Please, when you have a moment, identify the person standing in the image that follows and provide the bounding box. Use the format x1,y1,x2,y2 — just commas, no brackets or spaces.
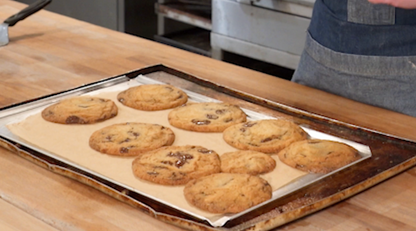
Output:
291,0,416,117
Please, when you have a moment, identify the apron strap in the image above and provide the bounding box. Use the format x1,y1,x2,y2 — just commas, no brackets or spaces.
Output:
347,0,395,25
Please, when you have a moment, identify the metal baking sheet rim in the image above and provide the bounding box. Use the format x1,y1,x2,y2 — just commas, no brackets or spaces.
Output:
0,73,372,229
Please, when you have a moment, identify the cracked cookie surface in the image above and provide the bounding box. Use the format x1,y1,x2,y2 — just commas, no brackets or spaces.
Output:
89,122,175,156
117,84,188,111
132,145,221,185
223,119,308,154
278,139,361,174
168,102,247,132
220,150,276,175
41,96,118,124
184,173,272,214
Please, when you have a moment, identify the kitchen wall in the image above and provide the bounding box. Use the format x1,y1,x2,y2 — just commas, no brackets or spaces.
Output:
15,0,295,79
15,0,157,40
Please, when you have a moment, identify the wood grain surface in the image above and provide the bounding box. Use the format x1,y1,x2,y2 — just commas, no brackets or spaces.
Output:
1,1,416,230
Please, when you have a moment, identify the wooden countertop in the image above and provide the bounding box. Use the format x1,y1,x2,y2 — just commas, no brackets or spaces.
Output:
1,1,416,230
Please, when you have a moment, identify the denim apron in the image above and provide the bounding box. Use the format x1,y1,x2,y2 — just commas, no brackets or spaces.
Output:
292,0,416,117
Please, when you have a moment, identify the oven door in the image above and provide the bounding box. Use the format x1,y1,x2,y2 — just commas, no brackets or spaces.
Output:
241,0,314,17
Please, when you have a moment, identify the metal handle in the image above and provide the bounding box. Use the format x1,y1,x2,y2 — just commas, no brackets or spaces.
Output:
4,0,52,27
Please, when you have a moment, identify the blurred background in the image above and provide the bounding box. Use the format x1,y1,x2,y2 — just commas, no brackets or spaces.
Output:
14,0,316,80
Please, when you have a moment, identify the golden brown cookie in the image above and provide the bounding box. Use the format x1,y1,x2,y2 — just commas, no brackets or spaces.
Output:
220,150,276,175
117,84,188,111
168,102,247,132
89,122,175,156
278,139,361,174
132,145,221,185
184,173,272,214
41,96,118,124
223,119,308,154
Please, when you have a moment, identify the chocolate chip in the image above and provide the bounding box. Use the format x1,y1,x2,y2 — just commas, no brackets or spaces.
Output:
104,135,113,142
120,147,129,153
167,151,194,168
191,119,211,125
206,114,219,120
261,135,282,143
261,137,273,143
175,159,186,168
66,116,83,124
161,160,174,166
215,109,227,114
295,164,305,168
127,131,140,137
118,98,125,103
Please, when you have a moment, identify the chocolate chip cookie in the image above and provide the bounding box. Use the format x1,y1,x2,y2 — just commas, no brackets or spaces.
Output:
278,139,361,174
223,119,308,154
117,84,188,111
220,150,276,175
89,122,175,156
184,173,272,214
132,145,221,185
41,96,118,124
168,102,247,132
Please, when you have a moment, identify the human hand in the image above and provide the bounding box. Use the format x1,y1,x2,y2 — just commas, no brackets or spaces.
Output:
368,0,416,9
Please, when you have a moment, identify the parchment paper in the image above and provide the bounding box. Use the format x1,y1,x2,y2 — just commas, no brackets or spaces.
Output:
6,79,309,225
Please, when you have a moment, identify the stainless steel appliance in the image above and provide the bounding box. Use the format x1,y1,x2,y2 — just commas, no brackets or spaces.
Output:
211,0,315,70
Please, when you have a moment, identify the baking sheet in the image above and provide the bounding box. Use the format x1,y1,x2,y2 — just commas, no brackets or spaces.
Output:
0,74,371,227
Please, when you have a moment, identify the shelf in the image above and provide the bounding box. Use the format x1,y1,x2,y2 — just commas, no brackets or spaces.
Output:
155,2,212,30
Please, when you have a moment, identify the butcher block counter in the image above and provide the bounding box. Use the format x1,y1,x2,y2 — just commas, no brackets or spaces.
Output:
1,1,416,231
